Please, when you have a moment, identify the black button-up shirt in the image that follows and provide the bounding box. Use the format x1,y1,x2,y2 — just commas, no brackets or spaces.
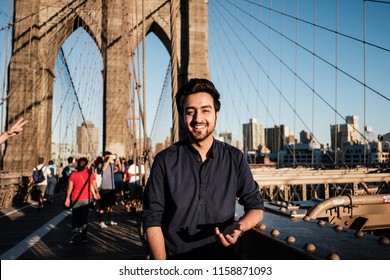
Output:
143,138,264,257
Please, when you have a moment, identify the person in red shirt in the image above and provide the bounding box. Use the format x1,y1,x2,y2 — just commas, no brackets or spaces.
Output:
65,157,100,244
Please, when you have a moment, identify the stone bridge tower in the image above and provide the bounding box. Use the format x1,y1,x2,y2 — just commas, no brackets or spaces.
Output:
4,0,209,171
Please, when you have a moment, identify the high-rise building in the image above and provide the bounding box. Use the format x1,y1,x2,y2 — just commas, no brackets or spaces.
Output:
382,132,390,142
365,125,375,142
287,132,296,145
300,130,312,144
243,118,264,152
219,131,235,146
76,121,99,156
330,115,360,151
346,115,360,143
265,124,289,154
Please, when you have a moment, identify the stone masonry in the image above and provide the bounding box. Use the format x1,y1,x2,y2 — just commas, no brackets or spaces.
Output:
4,0,209,170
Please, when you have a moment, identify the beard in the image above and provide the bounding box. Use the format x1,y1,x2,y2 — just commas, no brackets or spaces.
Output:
187,121,216,143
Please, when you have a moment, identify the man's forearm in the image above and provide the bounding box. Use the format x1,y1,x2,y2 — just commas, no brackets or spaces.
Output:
145,226,167,260
238,209,264,233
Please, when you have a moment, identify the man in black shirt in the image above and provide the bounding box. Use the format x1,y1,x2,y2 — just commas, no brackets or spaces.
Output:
143,78,264,259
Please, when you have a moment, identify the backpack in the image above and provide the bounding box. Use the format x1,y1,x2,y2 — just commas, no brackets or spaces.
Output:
62,165,75,177
33,166,45,183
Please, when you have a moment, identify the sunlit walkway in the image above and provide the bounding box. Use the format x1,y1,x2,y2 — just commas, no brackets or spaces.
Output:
0,193,148,260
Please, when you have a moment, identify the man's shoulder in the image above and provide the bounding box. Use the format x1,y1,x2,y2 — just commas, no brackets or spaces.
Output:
62,165,76,174
68,171,76,179
33,164,44,170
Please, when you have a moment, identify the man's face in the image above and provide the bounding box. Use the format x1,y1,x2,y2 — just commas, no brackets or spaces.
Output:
183,92,218,143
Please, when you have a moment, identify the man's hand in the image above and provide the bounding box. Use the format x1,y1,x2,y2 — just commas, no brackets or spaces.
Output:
94,192,101,200
215,223,243,247
64,197,71,208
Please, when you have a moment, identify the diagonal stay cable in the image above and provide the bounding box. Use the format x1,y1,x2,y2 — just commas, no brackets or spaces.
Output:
212,1,305,158
209,30,243,134
150,62,171,140
60,47,93,145
232,0,390,103
242,0,390,53
217,0,373,145
209,8,258,123
213,0,310,140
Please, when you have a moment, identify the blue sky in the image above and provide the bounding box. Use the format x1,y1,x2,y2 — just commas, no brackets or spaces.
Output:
1,0,389,151
208,0,389,147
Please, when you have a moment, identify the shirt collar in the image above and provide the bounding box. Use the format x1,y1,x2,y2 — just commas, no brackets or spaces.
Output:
185,137,216,159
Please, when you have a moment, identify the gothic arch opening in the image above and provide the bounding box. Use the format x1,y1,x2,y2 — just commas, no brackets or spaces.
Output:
52,27,103,165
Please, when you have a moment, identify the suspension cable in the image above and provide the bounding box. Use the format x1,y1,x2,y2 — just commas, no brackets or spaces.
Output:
227,0,390,104
214,0,379,147
170,0,179,142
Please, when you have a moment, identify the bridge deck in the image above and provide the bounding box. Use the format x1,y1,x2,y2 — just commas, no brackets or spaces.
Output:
0,193,148,260
1,191,390,260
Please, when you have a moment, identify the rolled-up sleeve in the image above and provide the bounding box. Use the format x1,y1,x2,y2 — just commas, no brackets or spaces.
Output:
236,151,264,211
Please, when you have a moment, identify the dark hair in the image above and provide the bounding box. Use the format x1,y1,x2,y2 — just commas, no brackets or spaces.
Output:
48,160,54,165
38,157,44,164
76,157,88,172
94,156,104,174
67,157,74,164
103,151,112,156
175,78,221,116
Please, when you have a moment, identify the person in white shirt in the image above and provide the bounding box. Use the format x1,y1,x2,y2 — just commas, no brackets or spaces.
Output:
30,157,52,210
127,158,145,211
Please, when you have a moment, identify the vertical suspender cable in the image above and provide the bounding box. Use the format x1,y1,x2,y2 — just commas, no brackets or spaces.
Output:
293,0,298,167
170,0,179,143
280,0,285,164
311,0,316,166
130,1,137,163
334,0,339,166
363,0,367,164
142,0,147,153
141,0,148,182
267,0,273,163
260,0,267,157
278,0,282,153
135,0,141,160
102,0,108,153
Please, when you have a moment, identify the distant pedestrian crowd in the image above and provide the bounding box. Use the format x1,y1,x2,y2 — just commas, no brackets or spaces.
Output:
28,152,147,244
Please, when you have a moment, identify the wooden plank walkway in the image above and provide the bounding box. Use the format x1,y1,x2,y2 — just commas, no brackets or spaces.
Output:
0,193,148,260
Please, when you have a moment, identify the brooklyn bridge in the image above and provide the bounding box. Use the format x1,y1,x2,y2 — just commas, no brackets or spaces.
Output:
0,0,389,263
